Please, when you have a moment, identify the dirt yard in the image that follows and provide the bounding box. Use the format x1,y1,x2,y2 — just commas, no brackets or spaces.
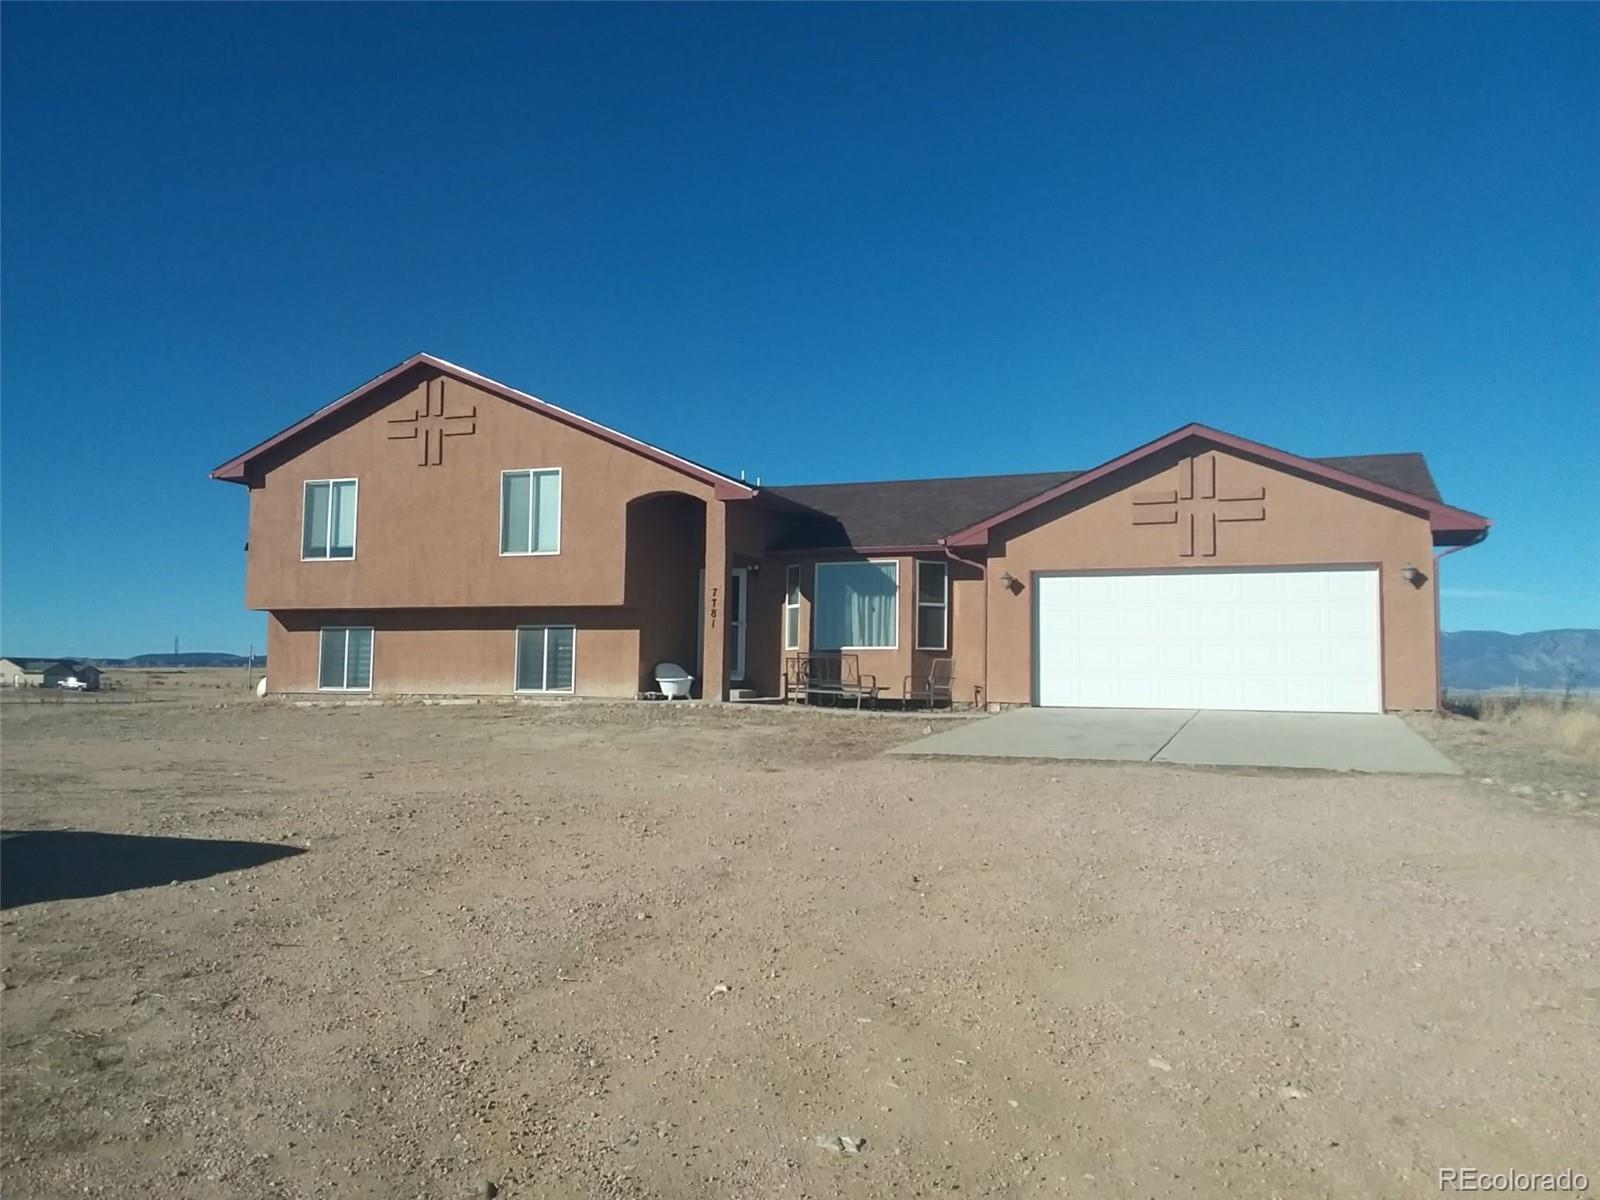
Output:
2,692,1597,1199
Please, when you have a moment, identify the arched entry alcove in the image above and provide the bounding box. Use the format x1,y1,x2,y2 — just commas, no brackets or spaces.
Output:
624,491,708,696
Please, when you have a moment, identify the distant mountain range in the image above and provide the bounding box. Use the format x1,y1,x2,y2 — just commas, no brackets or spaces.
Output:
110,652,263,668
1441,629,1599,692
3,652,262,669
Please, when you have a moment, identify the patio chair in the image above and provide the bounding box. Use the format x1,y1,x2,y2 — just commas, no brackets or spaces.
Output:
904,658,955,709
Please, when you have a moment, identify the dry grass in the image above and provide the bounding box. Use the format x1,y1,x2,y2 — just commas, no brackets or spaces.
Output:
1446,691,1600,760
0,667,257,706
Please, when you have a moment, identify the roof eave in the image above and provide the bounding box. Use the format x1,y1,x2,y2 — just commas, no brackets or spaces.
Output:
1431,516,1492,547
766,543,946,557
941,423,1489,546
210,353,757,498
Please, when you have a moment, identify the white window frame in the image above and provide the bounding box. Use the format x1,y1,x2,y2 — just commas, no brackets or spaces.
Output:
499,467,563,556
915,560,949,651
783,564,802,651
301,478,359,562
814,559,900,651
317,627,373,692
514,624,577,694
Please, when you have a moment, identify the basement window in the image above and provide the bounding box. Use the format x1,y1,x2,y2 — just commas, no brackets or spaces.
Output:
318,627,373,691
515,625,575,693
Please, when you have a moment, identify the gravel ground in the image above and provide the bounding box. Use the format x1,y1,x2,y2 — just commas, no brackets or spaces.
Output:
2,693,1597,1198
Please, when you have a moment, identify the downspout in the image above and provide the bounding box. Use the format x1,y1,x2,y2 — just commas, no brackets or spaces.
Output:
942,542,986,711
1433,529,1489,710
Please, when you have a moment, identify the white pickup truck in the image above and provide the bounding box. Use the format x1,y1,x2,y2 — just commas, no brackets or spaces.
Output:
55,676,90,691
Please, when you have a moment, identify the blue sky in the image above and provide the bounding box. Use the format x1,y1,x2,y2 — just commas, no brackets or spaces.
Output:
2,3,1595,656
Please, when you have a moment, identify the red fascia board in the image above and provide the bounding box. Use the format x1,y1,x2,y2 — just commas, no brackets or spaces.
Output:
1430,511,1493,533
766,543,946,558
211,353,757,498
942,423,1490,547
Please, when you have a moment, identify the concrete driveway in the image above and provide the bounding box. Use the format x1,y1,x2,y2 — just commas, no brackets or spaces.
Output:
888,707,1461,774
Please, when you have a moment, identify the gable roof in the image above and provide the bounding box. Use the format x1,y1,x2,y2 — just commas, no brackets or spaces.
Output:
763,443,1460,552
42,661,98,678
942,423,1488,548
211,353,757,497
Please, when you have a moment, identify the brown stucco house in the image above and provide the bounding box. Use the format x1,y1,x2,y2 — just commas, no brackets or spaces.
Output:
212,353,1489,712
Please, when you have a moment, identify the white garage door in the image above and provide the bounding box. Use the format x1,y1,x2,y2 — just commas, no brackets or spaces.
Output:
1034,568,1382,713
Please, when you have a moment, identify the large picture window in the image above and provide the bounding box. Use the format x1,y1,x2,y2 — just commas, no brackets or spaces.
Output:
318,627,373,691
814,561,899,650
501,469,562,555
915,561,949,650
784,564,801,650
302,479,357,560
515,625,575,693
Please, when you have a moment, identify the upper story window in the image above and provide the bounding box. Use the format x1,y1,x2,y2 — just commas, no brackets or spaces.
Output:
501,468,561,555
915,560,949,650
302,479,357,560
814,560,898,650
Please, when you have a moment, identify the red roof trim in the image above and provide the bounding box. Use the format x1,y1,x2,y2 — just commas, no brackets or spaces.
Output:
942,423,1490,547
766,543,946,558
210,353,757,497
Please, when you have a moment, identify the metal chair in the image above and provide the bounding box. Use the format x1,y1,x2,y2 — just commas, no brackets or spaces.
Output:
904,658,955,709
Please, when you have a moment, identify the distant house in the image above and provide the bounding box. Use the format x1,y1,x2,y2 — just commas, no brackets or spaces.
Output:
41,661,101,691
0,657,68,687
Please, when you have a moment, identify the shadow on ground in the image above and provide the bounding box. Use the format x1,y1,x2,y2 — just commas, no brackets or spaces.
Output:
0,829,305,908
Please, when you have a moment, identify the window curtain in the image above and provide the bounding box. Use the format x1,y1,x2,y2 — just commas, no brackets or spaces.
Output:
534,471,560,552
545,626,574,690
345,629,372,688
318,628,347,688
515,626,545,690
329,482,356,557
502,472,532,553
815,562,898,649
303,483,331,557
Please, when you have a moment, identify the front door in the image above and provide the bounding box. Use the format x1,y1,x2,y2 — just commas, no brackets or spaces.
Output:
729,567,749,682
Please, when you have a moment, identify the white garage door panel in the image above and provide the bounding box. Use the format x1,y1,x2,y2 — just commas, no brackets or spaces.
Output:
1035,568,1382,713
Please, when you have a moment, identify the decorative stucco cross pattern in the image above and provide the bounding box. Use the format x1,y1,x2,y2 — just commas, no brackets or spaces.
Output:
1131,452,1266,556
386,378,477,466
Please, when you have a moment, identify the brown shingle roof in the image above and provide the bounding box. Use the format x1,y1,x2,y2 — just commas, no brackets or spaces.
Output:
1312,453,1440,503
765,470,1080,550
764,452,1443,551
